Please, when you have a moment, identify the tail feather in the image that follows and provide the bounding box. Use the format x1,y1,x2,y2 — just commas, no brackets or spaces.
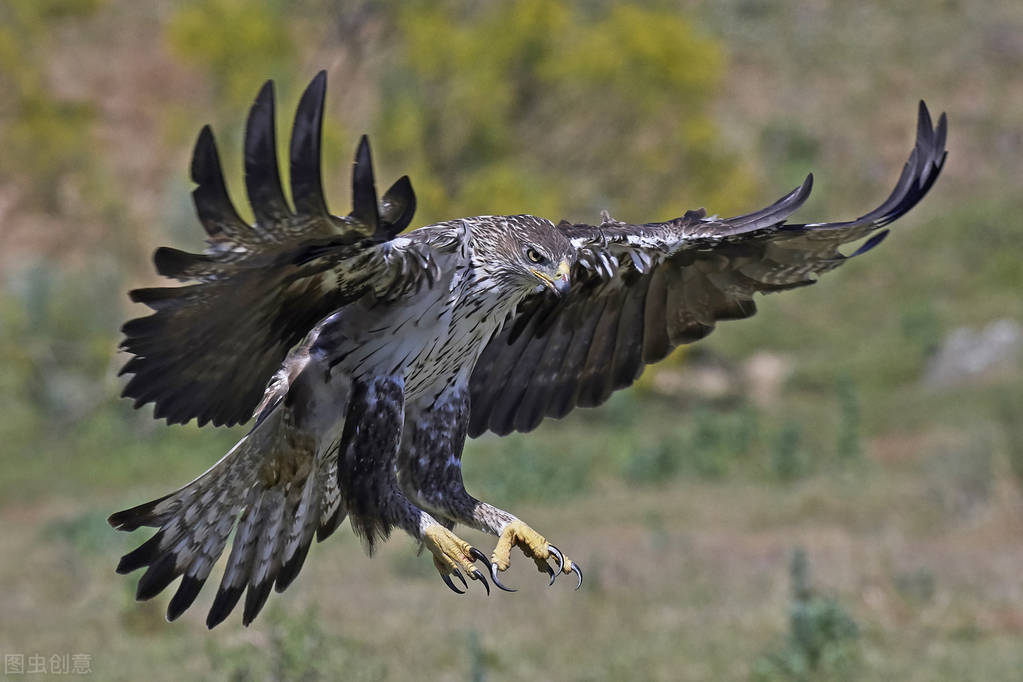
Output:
205,486,262,629
110,431,259,618
242,488,286,626
166,505,240,621
316,448,345,542
110,402,342,628
136,553,180,601
116,531,165,573
276,465,322,593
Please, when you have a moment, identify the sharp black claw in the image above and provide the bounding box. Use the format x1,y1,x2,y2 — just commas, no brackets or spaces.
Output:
453,568,468,590
568,562,583,590
442,573,465,594
547,544,565,574
471,568,490,596
468,547,489,566
543,561,557,586
489,562,517,592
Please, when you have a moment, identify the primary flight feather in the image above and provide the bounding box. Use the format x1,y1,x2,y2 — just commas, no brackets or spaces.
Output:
110,71,947,627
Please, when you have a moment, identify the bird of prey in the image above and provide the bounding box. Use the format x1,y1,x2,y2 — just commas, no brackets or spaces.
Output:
109,71,947,628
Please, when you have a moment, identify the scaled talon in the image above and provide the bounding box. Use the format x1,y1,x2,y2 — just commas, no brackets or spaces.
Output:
489,520,580,589
566,561,583,590
453,568,468,590
468,547,490,566
489,562,517,592
547,544,565,574
542,561,557,586
442,573,464,594
471,569,490,595
424,525,491,595
467,547,502,593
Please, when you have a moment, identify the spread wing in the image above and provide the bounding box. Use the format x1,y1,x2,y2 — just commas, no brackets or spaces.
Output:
120,72,437,427
468,102,947,437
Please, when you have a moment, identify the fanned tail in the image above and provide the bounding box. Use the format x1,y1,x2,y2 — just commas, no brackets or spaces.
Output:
110,396,347,627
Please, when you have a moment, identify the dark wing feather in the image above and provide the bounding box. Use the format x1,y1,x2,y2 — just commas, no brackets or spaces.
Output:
120,72,425,427
245,81,293,228
289,71,329,218
469,102,947,437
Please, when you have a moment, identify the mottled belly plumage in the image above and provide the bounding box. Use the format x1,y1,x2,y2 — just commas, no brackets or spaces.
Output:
313,277,497,402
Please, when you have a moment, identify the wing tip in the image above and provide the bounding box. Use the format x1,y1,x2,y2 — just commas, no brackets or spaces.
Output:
350,134,380,228
255,79,275,107
289,71,330,217
190,125,217,183
356,134,371,163
849,228,889,257
379,174,417,236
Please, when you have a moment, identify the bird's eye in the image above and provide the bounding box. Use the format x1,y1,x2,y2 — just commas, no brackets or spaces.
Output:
526,247,545,264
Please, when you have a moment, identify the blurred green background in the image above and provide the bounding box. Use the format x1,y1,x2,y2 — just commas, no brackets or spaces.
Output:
1,0,1021,680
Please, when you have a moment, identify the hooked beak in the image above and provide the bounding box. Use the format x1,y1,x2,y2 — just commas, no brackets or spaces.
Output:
534,259,572,297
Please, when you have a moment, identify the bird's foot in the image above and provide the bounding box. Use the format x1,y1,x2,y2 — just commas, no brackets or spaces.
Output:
423,525,491,595
490,519,582,591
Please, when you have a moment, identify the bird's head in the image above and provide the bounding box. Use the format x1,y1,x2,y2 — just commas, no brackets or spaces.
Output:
473,215,575,298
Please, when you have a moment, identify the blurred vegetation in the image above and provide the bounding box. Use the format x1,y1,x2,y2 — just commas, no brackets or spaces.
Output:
1,0,1022,680
753,548,861,682
380,0,754,224
0,0,105,210
998,387,1023,494
834,375,862,465
202,605,388,681
167,0,298,108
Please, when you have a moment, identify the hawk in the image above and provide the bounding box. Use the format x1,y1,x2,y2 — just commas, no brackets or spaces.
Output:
109,72,947,627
